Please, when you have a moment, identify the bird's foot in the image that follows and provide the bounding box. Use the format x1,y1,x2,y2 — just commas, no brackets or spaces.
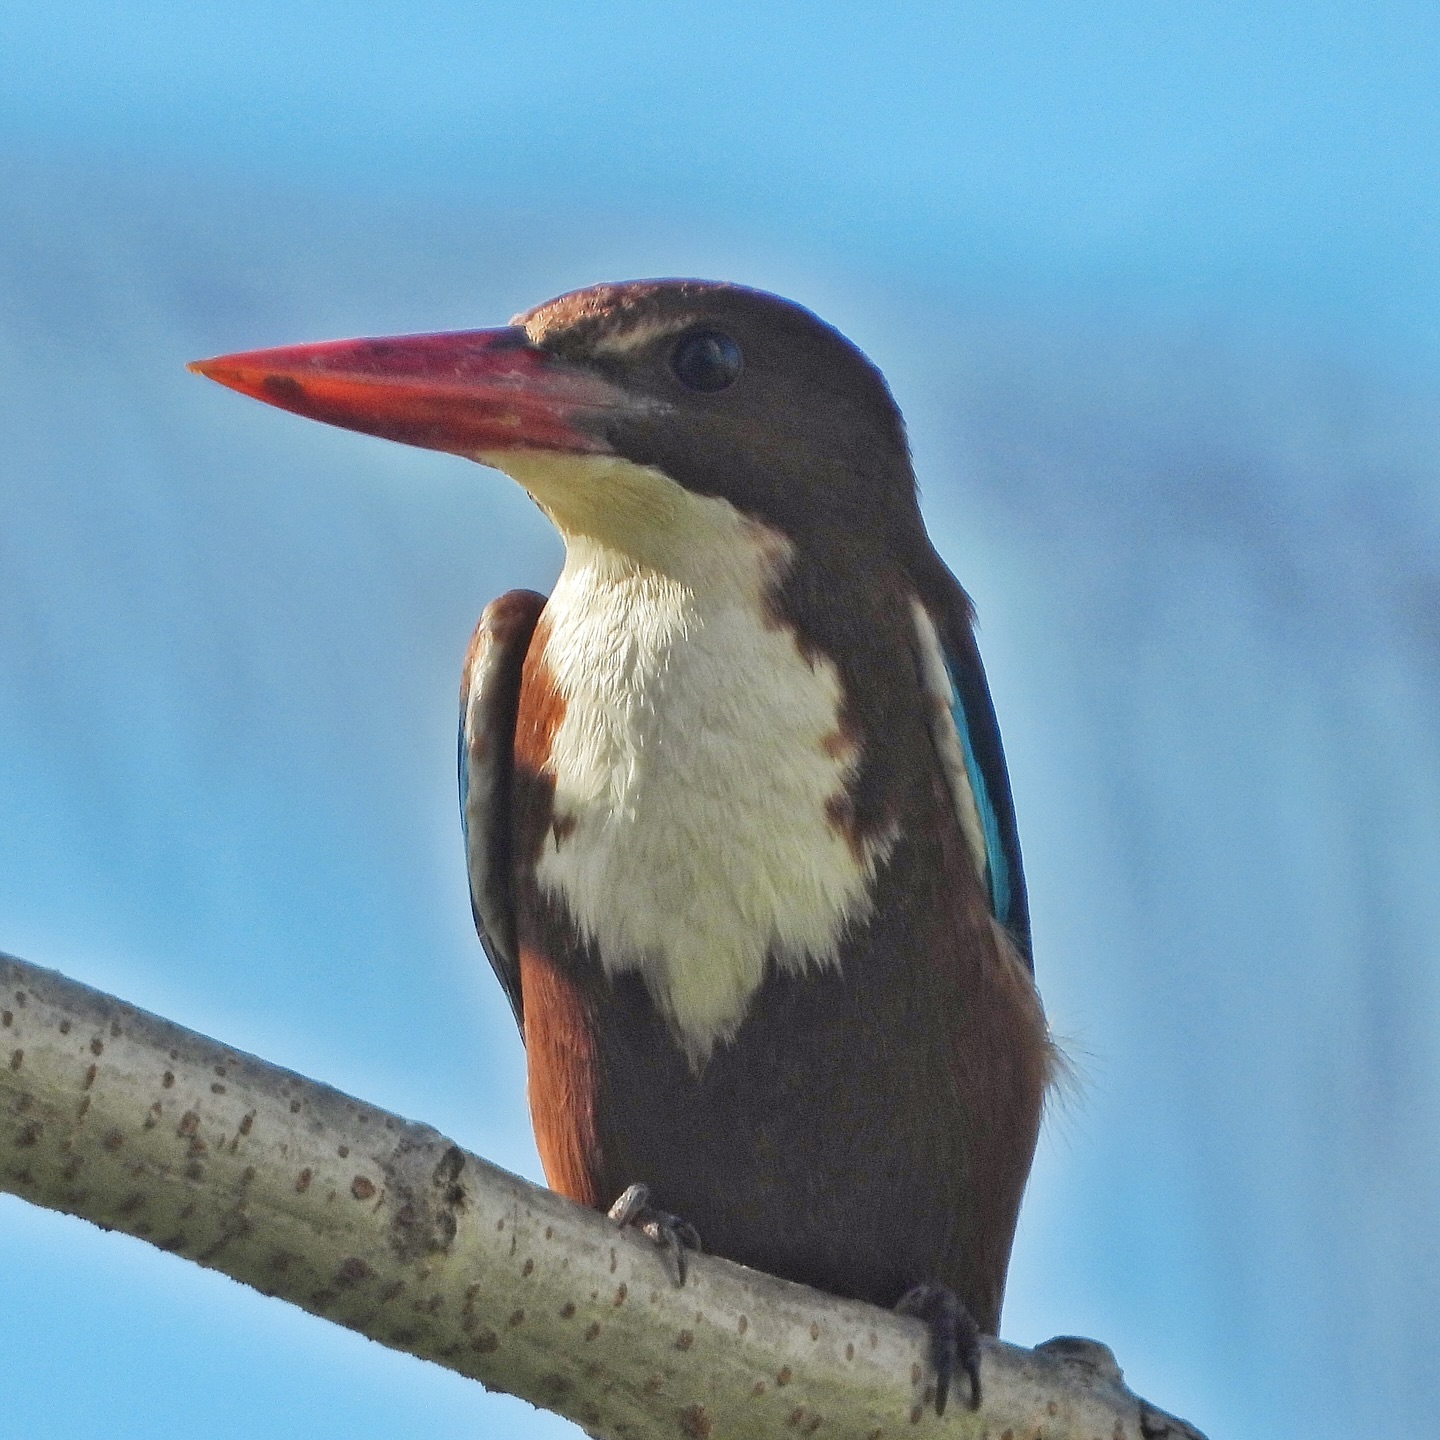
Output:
895,1281,982,1415
607,1182,702,1286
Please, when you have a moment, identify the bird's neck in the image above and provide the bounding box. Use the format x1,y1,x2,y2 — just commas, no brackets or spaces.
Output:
530,524,894,1067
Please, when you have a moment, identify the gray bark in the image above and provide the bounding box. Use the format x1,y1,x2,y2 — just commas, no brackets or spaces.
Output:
0,951,1204,1439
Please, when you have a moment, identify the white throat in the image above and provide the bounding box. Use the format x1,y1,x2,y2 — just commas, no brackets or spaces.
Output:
482,450,891,1065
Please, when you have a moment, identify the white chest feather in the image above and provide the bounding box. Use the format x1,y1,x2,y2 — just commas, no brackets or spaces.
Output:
520,482,890,1065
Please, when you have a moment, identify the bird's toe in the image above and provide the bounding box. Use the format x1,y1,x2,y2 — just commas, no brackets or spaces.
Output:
607,1182,703,1286
896,1281,982,1414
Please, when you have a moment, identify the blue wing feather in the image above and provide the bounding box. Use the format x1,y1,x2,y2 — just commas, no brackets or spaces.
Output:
924,596,1031,968
942,654,1012,925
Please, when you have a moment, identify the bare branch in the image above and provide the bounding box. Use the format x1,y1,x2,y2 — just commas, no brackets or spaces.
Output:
0,952,1204,1439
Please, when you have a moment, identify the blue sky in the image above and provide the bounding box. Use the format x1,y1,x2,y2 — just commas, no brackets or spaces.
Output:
3,5,1439,1438
5,2,1439,343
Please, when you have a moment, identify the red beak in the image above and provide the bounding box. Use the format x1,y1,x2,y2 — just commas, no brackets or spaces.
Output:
187,327,627,456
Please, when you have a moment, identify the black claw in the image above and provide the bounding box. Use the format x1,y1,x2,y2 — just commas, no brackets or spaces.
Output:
607,1182,702,1286
896,1282,982,1414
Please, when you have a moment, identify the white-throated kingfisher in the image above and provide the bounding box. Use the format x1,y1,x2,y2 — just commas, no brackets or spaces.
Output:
190,280,1053,1411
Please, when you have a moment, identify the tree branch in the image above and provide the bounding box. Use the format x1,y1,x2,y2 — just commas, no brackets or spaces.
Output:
0,952,1204,1439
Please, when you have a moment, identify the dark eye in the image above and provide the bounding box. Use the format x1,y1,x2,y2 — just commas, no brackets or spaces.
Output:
670,330,743,392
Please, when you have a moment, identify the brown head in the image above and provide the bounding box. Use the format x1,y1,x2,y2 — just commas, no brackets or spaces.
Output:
189,279,936,577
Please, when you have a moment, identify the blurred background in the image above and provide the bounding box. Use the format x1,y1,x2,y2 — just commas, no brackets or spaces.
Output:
3,4,1438,1436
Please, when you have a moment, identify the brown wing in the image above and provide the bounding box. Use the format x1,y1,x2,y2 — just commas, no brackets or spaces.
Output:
459,588,546,1032
922,572,1033,970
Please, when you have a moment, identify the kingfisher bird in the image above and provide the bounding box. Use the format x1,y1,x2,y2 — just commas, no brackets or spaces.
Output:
190,280,1052,1411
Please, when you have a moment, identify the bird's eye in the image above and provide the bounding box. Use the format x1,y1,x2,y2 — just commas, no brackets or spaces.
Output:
670,330,743,392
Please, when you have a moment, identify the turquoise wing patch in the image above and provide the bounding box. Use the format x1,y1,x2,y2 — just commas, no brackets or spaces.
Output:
942,653,1011,926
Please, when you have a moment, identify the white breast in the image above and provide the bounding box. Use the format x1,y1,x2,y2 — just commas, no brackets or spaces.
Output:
504,458,892,1066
